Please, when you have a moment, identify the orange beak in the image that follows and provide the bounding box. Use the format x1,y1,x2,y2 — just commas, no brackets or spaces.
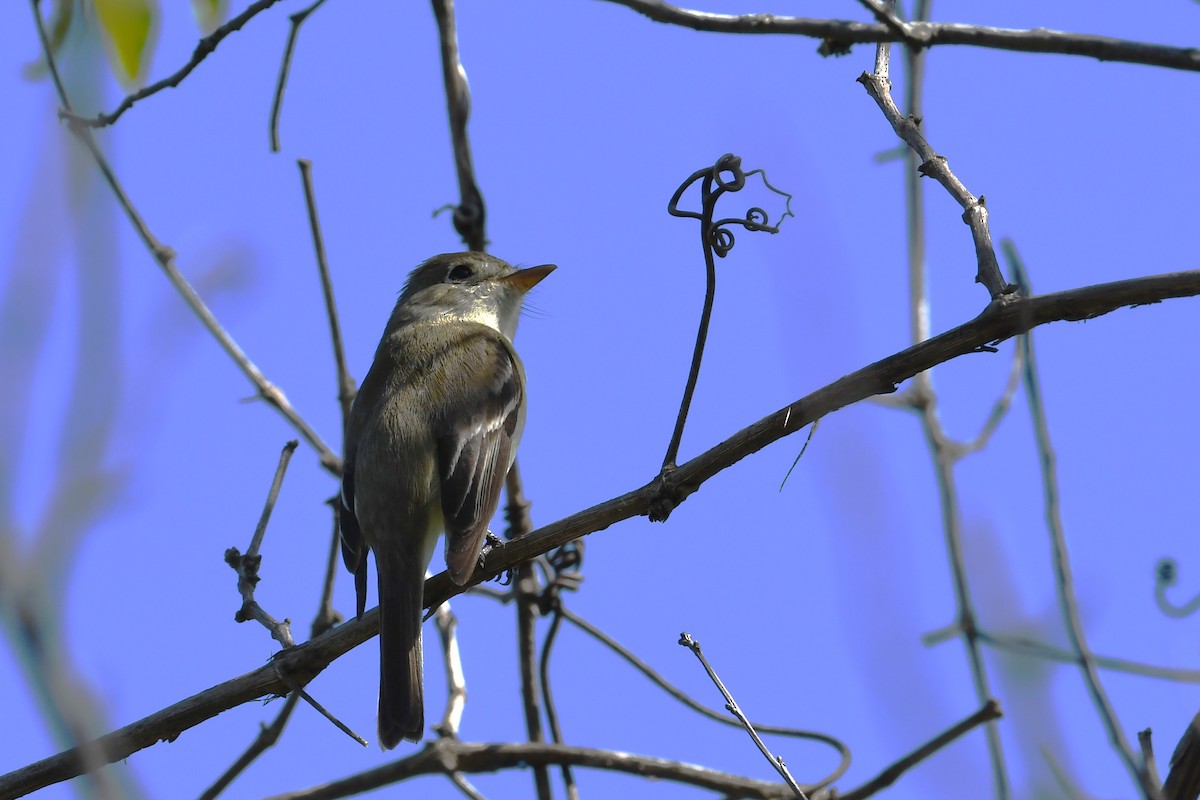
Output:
502,264,556,292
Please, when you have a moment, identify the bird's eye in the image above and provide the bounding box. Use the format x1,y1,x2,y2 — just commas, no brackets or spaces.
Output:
447,264,473,282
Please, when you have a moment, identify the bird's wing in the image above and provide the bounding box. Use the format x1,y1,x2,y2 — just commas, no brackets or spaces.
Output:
434,328,524,585
341,360,391,618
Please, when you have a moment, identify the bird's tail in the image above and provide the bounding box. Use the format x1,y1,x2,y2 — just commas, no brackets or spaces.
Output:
376,549,426,748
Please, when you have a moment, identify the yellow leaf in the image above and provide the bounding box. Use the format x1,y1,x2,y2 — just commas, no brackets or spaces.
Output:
93,0,159,88
190,0,228,34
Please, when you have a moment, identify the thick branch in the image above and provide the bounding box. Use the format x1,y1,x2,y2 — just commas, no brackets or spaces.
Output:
3,270,1197,798
596,0,1200,73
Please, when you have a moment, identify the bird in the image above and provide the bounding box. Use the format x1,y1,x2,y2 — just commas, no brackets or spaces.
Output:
339,251,553,748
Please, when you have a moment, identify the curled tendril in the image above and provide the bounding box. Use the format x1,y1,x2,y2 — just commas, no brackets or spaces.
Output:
1155,557,1200,618
712,154,745,192
709,226,736,257
656,154,795,479
669,156,795,259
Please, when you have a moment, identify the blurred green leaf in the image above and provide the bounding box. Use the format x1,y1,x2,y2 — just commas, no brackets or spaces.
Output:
23,0,74,80
93,0,159,88
190,0,228,34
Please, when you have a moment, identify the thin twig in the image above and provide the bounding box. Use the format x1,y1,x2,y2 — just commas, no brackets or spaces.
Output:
297,159,356,429
42,63,341,471
858,68,1008,296
839,701,1003,800
432,604,467,738
595,0,1200,73
431,0,486,251
855,0,911,45
1008,245,1159,798
249,441,298,558
311,501,345,638
951,341,1024,459
678,633,809,799
270,0,329,152
275,668,368,747
31,0,339,473
1142,729,1163,792
514,564,551,800
224,441,299,648
198,693,301,800
203,498,357,799
62,0,289,128
968,629,1200,683
30,0,70,111
5,269,1200,799
503,437,548,800
1041,745,1090,800
445,772,488,800
264,739,803,800
539,608,579,800
561,608,849,787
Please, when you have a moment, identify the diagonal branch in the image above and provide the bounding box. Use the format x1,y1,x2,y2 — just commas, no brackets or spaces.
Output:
857,68,1008,296
297,159,356,430
30,0,341,475
63,0,290,128
3,269,1198,799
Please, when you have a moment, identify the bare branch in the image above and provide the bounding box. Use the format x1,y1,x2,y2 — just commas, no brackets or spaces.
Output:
1143,729,1163,793
538,608,579,800
855,0,910,45
275,668,368,747
4,270,1198,799
431,0,486,251
970,630,1200,683
514,564,551,800
857,69,1008,296
446,270,1200,606
839,701,1003,800
297,159,356,429
594,0,1200,73
560,607,848,787
270,0,329,152
224,440,299,649
432,605,468,738
311,502,345,639
32,16,341,473
1008,245,1159,798
445,772,488,800
951,341,1023,459
876,9,1010,790
63,0,289,128
678,632,809,799
198,693,301,800
264,739,802,800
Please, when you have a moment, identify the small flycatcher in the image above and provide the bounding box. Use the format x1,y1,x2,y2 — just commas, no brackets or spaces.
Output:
340,252,554,748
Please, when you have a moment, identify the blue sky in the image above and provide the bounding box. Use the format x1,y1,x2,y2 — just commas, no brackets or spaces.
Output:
1,1,1198,798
